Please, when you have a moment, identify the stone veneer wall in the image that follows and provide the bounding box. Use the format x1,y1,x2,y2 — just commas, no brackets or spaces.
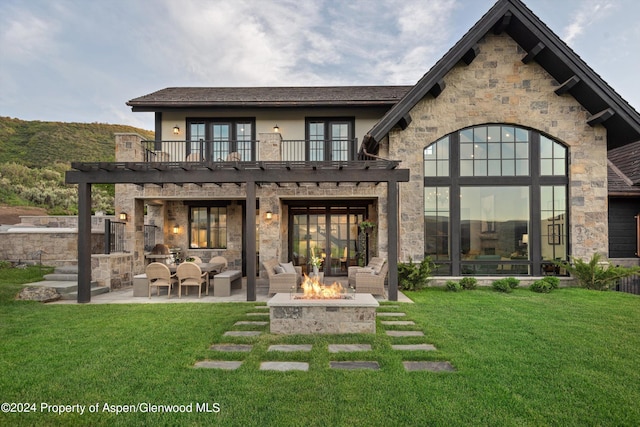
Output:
0,229,104,266
114,132,388,281
386,33,608,262
91,253,134,290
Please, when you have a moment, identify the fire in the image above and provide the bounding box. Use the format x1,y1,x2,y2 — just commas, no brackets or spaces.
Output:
299,274,345,299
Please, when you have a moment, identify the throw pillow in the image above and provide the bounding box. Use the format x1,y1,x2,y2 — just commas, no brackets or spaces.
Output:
280,262,297,274
274,266,285,274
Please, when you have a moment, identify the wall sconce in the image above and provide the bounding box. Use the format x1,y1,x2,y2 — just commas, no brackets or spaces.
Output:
273,124,280,133
265,211,273,220
173,125,180,135
522,234,529,245
118,212,128,221
172,224,179,234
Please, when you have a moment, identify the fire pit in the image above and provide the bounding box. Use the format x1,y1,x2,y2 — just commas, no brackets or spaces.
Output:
268,275,379,335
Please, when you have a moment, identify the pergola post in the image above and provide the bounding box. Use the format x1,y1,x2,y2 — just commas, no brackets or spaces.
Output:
77,182,92,303
387,180,399,301
245,181,257,301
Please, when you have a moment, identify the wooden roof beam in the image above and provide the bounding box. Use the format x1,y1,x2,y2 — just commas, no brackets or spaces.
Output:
462,45,480,65
554,75,581,95
493,11,512,34
587,108,615,126
429,79,446,98
521,42,545,64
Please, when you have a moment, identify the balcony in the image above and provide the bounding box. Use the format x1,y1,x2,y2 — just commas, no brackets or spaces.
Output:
142,138,361,163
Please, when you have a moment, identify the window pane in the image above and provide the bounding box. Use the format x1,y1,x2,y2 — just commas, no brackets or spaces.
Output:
473,127,487,142
474,160,487,176
515,128,529,142
540,136,553,158
460,186,530,267
502,160,514,175
515,159,529,176
460,143,474,159
460,129,473,142
487,126,501,142
460,160,473,176
488,143,501,159
475,143,487,159
515,142,529,159
424,161,437,177
541,159,553,175
437,161,449,176
541,186,567,262
502,142,515,158
488,160,501,176
502,126,515,142
424,187,450,260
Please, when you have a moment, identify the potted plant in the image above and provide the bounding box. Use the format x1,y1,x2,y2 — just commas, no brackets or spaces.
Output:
359,219,376,234
310,255,322,276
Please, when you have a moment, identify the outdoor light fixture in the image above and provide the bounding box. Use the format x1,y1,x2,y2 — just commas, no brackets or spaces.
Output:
273,124,280,133
172,224,179,234
118,212,128,221
266,211,273,220
522,234,529,244
173,125,180,135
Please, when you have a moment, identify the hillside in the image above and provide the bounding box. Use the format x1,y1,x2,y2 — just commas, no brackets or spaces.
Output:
0,117,154,215
0,116,154,166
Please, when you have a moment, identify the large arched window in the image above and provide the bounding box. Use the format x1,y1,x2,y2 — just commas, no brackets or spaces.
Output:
424,125,567,275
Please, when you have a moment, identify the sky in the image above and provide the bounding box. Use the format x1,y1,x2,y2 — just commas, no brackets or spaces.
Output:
1,0,638,132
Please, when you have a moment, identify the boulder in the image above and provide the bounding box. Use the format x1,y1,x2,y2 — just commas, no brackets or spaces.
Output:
16,286,61,303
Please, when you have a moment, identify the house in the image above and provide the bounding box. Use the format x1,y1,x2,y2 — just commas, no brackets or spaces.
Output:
66,0,640,303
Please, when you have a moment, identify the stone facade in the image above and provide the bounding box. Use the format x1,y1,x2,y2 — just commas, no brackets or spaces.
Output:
386,33,608,262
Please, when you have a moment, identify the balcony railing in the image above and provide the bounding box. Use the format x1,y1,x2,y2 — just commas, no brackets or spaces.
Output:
143,140,258,162
142,138,360,162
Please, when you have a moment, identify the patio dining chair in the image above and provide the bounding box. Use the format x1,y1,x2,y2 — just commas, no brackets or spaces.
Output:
176,262,207,298
209,256,228,271
146,262,176,298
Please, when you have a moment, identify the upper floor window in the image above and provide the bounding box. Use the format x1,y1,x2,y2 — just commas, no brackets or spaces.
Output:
187,119,255,161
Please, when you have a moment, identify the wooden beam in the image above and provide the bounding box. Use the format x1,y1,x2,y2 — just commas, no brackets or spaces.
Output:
77,183,92,303
493,11,512,34
397,113,412,130
429,79,446,98
554,75,580,95
521,42,545,64
245,181,256,301
587,108,615,126
462,45,480,65
387,180,399,301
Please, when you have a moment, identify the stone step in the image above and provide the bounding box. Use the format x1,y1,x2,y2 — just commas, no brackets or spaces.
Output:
43,273,79,282
61,285,109,300
55,265,78,274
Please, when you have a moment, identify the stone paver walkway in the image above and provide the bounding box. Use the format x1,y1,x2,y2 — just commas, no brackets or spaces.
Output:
268,344,312,352
196,305,455,372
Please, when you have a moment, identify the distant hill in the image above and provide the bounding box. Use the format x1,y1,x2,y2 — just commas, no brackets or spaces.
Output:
0,116,154,166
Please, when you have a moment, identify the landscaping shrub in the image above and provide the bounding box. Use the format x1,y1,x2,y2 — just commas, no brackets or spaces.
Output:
492,277,520,293
0,260,11,269
459,277,478,290
398,256,436,291
445,280,462,292
542,276,560,289
530,279,553,293
557,253,640,291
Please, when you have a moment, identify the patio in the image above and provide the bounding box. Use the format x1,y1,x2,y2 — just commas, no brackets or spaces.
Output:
47,277,413,304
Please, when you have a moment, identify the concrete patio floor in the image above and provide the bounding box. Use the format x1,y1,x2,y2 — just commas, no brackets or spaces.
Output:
48,277,413,304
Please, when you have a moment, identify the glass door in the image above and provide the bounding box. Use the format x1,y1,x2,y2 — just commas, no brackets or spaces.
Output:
290,206,365,276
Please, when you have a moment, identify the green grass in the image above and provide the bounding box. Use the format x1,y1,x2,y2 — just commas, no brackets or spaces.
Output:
1,268,639,426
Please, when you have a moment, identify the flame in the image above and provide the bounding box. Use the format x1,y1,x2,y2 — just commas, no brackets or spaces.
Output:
299,274,345,299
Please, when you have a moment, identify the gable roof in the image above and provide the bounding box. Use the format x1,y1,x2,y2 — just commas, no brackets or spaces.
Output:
608,140,640,195
127,86,411,111
364,0,640,151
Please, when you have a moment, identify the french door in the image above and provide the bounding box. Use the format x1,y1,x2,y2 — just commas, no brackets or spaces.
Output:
289,204,367,276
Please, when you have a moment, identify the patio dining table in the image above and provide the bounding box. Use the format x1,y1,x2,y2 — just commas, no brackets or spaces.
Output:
169,262,226,295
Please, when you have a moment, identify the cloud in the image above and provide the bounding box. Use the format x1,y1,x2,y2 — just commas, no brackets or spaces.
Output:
0,6,60,63
562,0,614,45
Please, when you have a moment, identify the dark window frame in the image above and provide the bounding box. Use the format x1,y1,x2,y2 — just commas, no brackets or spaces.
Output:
186,201,228,249
424,125,569,276
186,118,256,161
304,117,355,161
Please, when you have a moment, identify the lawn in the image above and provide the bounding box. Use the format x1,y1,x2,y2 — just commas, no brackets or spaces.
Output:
1,267,639,426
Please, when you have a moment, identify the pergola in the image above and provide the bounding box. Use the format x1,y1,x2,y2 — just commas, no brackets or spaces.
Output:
66,160,410,303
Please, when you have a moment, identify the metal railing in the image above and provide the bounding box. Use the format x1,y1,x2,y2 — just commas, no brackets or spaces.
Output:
615,275,640,295
143,140,257,162
141,139,360,162
281,138,358,161
104,219,126,254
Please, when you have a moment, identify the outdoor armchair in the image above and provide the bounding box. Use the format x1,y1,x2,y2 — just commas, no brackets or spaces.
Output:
146,262,176,298
349,257,388,297
263,259,302,295
176,262,207,298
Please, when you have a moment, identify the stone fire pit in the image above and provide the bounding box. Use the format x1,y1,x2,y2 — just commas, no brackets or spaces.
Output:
267,293,379,335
